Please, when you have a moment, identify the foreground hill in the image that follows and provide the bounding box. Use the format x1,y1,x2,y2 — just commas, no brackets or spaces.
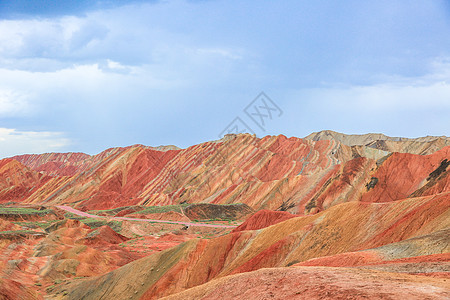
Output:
52,193,449,299
0,204,231,299
161,267,449,300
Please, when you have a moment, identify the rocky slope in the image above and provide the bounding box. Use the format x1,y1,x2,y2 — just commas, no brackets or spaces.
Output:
161,267,449,300
0,159,50,203
52,193,449,299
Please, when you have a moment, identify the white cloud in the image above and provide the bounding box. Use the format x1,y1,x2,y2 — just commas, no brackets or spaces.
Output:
294,56,450,112
281,59,450,138
0,128,71,158
0,1,251,81
0,89,31,116
0,16,108,59
195,48,243,60
319,81,450,112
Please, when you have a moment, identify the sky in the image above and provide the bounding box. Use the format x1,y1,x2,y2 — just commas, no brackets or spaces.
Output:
0,0,449,158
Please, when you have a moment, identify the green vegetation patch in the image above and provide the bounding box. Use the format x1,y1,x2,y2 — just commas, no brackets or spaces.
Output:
64,212,85,221
87,206,142,216
13,220,59,229
183,203,254,221
80,218,122,233
129,204,189,215
0,206,53,216
0,230,46,239
0,230,42,234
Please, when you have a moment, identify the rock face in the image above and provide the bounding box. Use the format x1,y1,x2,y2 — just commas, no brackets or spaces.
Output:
360,147,450,202
0,159,50,203
0,277,42,300
11,145,180,177
232,210,297,232
12,152,91,177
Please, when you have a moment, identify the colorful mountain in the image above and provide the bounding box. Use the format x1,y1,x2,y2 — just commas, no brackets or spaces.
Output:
3,132,449,214
0,131,448,299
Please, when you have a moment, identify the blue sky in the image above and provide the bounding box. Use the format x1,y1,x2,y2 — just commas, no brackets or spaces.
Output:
0,0,449,157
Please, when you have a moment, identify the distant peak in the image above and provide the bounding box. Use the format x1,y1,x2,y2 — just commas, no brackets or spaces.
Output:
305,130,450,146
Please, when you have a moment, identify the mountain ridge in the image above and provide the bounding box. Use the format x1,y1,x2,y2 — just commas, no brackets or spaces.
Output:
2,133,449,213
305,129,450,144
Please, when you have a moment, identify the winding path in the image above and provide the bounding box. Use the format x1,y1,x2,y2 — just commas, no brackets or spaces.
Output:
55,205,237,228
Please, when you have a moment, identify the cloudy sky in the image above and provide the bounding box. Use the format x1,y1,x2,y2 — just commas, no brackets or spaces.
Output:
0,0,449,158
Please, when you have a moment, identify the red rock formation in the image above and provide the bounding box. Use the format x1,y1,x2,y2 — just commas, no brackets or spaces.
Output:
0,159,49,203
360,146,450,203
0,276,42,300
232,210,297,232
12,152,91,177
81,225,129,245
